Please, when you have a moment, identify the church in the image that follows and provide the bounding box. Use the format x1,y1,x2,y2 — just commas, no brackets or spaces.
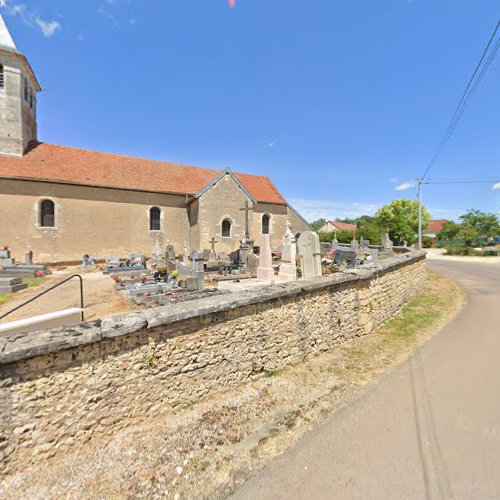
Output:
0,15,310,263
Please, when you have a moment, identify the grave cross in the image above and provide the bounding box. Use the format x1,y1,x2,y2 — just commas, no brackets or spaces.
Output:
210,237,218,253
239,200,254,240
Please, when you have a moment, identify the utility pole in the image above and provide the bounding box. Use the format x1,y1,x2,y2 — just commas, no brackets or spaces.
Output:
417,178,423,250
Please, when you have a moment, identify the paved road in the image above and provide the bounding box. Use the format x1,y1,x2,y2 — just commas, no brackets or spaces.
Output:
232,261,500,500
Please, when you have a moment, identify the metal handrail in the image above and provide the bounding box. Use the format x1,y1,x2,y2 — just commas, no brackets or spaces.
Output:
0,274,84,322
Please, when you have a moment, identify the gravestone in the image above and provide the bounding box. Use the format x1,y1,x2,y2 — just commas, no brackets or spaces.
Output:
278,221,297,282
166,260,177,272
165,242,176,260
209,237,218,261
246,254,259,277
0,247,13,268
351,239,360,250
25,250,34,265
381,232,394,256
177,262,192,277
130,253,147,267
239,233,250,266
298,231,322,280
0,276,28,294
334,249,356,268
183,242,190,265
191,249,205,273
151,233,163,263
360,239,370,249
256,234,275,281
81,254,97,269
331,233,339,250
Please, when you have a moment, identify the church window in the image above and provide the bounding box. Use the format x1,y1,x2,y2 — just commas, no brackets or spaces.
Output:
29,88,34,109
222,218,232,237
0,65,4,89
262,214,270,234
40,200,55,227
150,207,161,231
24,78,28,101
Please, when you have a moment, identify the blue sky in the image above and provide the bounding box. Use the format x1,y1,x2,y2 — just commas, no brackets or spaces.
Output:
1,0,499,222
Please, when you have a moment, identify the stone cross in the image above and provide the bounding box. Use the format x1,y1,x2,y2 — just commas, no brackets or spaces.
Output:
209,237,217,260
239,200,254,241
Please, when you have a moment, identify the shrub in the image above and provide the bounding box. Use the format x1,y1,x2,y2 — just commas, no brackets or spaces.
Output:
422,237,435,248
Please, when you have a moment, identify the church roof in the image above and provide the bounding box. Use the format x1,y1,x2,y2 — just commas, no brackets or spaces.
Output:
0,143,287,205
0,14,16,52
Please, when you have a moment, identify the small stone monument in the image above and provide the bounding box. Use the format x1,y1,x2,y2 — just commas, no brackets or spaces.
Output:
81,254,97,269
151,233,163,263
165,242,176,260
360,239,370,249
25,249,34,265
0,247,13,268
382,232,394,256
239,232,250,266
188,249,205,290
246,253,259,276
298,231,322,279
350,238,360,250
331,232,339,250
256,233,275,281
278,221,297,282
209,237,217,261
183,241,190,264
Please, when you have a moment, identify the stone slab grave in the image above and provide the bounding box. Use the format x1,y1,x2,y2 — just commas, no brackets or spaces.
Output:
256,234,275,281
334,249,357,268
298,231,322,279
278,221,298,283
104,254,147,274
80,254,97,269
127,282,176,298
0,277,28,294
0,247,50,276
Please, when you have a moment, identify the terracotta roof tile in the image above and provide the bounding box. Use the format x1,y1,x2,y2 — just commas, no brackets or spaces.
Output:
0,143,287,205
329,221,357,233
425,219,450,233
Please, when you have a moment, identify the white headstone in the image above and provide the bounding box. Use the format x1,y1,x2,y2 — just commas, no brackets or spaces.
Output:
278,221,297,282
256,234,275,281
298,231,322,280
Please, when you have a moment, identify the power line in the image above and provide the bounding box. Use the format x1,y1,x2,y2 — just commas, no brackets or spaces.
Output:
422,17,500,180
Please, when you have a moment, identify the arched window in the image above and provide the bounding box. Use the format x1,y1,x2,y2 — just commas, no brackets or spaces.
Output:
40,200,55,227
262,214,270,234
222,218,232,237
0,65,4,89
24,78,28,101
149,207,161,231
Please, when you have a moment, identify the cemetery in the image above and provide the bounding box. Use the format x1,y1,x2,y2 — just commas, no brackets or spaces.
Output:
0,222,409,335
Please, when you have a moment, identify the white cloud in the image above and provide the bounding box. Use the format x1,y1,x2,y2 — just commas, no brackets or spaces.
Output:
35,17,60,37
288,198,380,223
266,142,275,148
395,180,416,191
492,182,500,190
1,1,61,38
390,177,398,183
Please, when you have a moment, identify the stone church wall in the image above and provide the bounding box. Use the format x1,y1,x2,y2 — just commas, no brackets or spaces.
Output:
0,252,426,476
0,178,189,262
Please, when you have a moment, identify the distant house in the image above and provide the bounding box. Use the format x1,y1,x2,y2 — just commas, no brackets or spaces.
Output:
319,220,357,234
424,219,450,238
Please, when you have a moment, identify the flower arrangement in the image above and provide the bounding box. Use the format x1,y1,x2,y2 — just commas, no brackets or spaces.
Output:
36,271,44,277
172,270,179,279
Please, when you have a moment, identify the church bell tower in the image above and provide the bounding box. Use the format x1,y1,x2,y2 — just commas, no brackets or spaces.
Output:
0,13,41,156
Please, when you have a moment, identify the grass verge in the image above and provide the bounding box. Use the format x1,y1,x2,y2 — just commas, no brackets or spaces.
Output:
331,271,463,386
0,276,47,307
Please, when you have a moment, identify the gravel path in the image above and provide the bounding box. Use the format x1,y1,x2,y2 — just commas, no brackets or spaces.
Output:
0,267,140,323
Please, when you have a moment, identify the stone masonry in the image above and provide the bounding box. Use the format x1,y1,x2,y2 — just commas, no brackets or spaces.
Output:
0,252,426,477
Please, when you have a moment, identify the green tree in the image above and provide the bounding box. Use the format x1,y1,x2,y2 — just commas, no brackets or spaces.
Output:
437,221,460,241
357,221,384,245
459,209,500,238
318,230,353,244
310,218,327,231
374,199,431,245
457,224,480,247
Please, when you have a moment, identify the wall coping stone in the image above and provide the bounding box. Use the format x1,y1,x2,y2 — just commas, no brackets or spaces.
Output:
0,251,426,365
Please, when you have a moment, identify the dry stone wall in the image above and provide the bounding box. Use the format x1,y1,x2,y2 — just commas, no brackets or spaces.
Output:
0,252,426,477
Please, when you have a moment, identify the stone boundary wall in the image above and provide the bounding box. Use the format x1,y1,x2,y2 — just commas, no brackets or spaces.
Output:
0,252,426,476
